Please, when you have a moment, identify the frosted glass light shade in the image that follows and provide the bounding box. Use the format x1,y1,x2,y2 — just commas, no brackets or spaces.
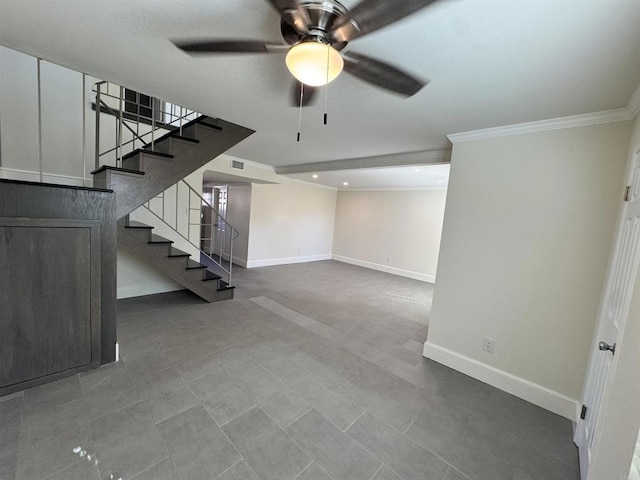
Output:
285,42,344,86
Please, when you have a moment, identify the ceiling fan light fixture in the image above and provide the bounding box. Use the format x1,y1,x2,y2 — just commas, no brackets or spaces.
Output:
285,42,343,86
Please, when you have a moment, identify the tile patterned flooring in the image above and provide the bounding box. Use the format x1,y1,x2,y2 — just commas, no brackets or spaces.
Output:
0,261,580,480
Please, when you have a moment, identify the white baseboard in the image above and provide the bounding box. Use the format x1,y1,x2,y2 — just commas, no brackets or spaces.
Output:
332,254,436,283
246,254,332,269
117,281,184,299
423,341,580,421
232,256,248,268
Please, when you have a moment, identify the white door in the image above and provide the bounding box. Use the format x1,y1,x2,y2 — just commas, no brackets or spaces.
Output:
576,145,640,478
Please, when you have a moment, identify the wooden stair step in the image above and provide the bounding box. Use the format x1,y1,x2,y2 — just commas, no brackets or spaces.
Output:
141,135,199,152
169,134,200,143
91,165,144,176
122,148,174,162
168,247,190,258
125,221,153,230
217,280,235,292
148,234,172,244
203,270,221,282
196,119,223,131
186,259,207,270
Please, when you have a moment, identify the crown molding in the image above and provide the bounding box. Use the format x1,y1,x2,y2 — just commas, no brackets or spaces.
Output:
275,149,452,175
447,108,634,144
628,82,640,119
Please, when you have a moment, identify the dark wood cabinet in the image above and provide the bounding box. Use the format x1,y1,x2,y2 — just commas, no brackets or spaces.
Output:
0,218,102,390
0,180,115,396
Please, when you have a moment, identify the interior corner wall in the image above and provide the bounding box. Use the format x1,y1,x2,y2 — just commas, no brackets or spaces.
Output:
333,189,447,283
632,110,640,148
227,184,252,266
424,121,631,418
246,182,337,267
117,249,183,299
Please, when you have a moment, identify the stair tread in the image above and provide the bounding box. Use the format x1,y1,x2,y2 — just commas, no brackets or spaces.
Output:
149,234,173,244
91,165,145,176
203,270,222,282
217,280,235,292
125,221,153,229
186,259,207,270
122,148,174,161
169,134,200,144
196,119,223,131
168,247,190,257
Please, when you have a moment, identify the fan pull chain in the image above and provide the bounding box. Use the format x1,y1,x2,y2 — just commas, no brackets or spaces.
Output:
297,82,304,142
324,44,330,125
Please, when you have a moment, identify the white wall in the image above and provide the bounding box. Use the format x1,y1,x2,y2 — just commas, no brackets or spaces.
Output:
117,249,183,299
333,189,447,283
0,46,95,184
226,184,252,266
247,182,337,267
424,121,631,419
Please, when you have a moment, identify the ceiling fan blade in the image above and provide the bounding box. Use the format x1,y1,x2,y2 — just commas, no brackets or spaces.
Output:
173,39,287,54
331,0,438,42
291,82,318,107
265,0,311,33
343,52,427,97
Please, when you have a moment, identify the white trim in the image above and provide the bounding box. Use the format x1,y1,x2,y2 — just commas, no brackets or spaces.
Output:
447,108,633,144
231,255,248,268
0,166,89,186
117,281,183,299
628,82,640,119
423,341,580,421
333,254,435,283
246,253,332,268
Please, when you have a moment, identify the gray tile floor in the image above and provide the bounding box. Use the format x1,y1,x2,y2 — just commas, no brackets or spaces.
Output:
0,260,580,480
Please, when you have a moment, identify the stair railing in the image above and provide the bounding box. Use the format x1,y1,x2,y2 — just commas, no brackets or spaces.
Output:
141,179,239,286
93,81,199,170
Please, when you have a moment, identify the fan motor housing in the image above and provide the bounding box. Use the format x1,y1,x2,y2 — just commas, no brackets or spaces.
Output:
281,0,352,50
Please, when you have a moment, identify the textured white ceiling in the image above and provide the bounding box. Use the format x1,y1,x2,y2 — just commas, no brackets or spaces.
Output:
1,0,638,179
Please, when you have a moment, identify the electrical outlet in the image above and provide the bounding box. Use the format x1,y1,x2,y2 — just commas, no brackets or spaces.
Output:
482,337,495,353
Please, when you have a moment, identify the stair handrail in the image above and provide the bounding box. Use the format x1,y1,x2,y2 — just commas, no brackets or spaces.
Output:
93,81,199,170
141,179,239,286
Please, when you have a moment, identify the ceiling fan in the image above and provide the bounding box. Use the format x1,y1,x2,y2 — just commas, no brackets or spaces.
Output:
172,0,438,106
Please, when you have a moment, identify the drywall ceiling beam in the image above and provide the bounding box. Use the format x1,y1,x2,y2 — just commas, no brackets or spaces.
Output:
275,149,451,175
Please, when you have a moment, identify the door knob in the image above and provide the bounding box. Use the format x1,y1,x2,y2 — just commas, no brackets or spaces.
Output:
598,341,616,355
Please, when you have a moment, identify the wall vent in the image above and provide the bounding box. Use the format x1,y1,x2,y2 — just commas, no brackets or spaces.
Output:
231,160,245,170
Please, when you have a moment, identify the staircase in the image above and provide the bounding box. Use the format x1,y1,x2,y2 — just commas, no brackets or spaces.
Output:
92,115,252,220
118,220,234,302
91,85,253,303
